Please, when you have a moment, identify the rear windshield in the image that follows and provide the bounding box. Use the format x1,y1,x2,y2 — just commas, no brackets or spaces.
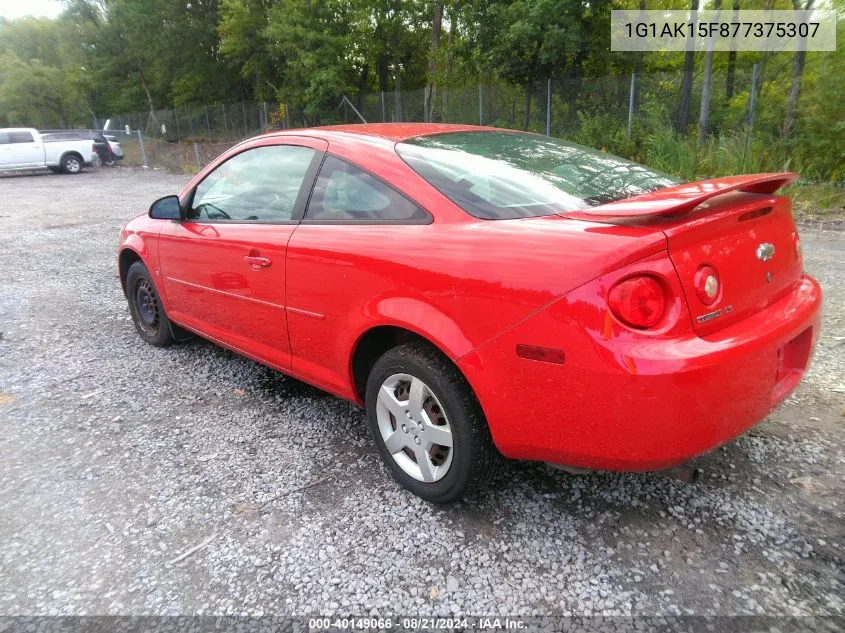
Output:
396,131,679,220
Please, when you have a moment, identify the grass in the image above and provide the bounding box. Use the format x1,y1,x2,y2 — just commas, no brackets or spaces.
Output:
632,129,844,223
789,183,845,222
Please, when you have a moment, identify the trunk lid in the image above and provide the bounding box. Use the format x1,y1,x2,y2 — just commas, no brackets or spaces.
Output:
563,173,804,335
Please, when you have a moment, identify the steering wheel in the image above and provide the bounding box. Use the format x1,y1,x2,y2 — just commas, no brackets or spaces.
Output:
196,202,231,220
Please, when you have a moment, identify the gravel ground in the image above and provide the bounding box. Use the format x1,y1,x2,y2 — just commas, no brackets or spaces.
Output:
0,168,843,617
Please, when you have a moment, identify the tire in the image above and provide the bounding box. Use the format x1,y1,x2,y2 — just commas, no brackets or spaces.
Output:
365,342,497,503
60,153,83,174
125,262,176,347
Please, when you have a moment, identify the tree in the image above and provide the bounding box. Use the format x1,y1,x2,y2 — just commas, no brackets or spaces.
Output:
725,0,740,100
0,17,91,127
426,2,443,121
219,0,281,102
676,0,699,133
475,0,582,130
264,0,355,119
0,54,82,127
781,0,815,138
698,0,722,143
352,0,430,116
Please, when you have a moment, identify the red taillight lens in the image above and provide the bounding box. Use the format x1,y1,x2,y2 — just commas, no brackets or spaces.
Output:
608,275,666,329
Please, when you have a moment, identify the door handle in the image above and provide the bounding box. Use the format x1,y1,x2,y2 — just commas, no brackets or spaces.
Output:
244,255,272,269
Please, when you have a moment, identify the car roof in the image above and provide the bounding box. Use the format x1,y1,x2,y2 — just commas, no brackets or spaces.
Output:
264,123,500,143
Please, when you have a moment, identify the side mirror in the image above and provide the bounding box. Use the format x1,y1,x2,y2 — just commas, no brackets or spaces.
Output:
149,195,182,220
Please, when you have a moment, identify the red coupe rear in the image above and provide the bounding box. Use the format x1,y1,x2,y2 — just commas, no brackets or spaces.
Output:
117,124,821,502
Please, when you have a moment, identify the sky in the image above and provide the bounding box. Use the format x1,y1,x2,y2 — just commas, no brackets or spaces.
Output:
0,0,63,20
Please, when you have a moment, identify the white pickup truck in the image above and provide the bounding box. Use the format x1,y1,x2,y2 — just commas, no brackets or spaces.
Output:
0,128,96,174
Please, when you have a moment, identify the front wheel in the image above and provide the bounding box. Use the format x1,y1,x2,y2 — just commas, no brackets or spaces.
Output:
365,343,497,503
125,262,175,347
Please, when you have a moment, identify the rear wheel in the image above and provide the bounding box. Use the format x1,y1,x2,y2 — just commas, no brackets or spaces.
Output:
365,343,497,503
125,262,175,347
60,153,82,174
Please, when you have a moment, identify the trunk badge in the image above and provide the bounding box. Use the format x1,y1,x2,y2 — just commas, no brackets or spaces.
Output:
757,243,775,262
697,304,734,324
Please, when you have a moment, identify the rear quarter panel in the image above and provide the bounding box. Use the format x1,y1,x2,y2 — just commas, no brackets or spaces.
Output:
285,216,667,402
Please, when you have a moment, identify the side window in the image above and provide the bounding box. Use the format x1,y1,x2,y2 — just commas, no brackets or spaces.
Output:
188,144,316,222
8,132,34,144
0,133,9,145
305,156,430,223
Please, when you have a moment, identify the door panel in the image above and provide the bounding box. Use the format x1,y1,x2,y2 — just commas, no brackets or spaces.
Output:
14,141,43,167
158,222,296,367
8,131,42,167
156,141,326,370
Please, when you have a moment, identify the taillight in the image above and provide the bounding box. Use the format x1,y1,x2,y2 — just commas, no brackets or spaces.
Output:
608,275,666,329
693,265,720,305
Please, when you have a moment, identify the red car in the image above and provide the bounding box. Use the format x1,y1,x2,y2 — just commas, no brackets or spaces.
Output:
118,124,821,502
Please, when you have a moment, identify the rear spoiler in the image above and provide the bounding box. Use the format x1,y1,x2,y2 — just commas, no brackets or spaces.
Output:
570,172,798,219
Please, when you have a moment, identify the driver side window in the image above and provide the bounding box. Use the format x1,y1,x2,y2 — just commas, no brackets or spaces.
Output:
189,144,316,222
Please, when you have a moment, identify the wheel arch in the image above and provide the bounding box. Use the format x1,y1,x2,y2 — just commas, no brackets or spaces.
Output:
60,150,84,166
118,237,156,298
118,248,143,294
348,323,483,410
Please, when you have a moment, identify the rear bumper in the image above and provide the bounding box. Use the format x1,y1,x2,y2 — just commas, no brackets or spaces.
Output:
458,275,822,471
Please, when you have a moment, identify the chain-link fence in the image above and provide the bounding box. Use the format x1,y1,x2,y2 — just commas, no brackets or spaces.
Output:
90,66,796,177
117,135,239,174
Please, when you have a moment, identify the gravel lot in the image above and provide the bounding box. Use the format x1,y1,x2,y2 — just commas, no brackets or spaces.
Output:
0,168,843,617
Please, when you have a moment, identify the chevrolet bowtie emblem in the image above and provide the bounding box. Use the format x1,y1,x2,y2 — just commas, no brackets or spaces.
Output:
756,243,775,262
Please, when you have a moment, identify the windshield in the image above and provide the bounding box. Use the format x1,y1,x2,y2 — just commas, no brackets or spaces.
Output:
396,131,679,220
